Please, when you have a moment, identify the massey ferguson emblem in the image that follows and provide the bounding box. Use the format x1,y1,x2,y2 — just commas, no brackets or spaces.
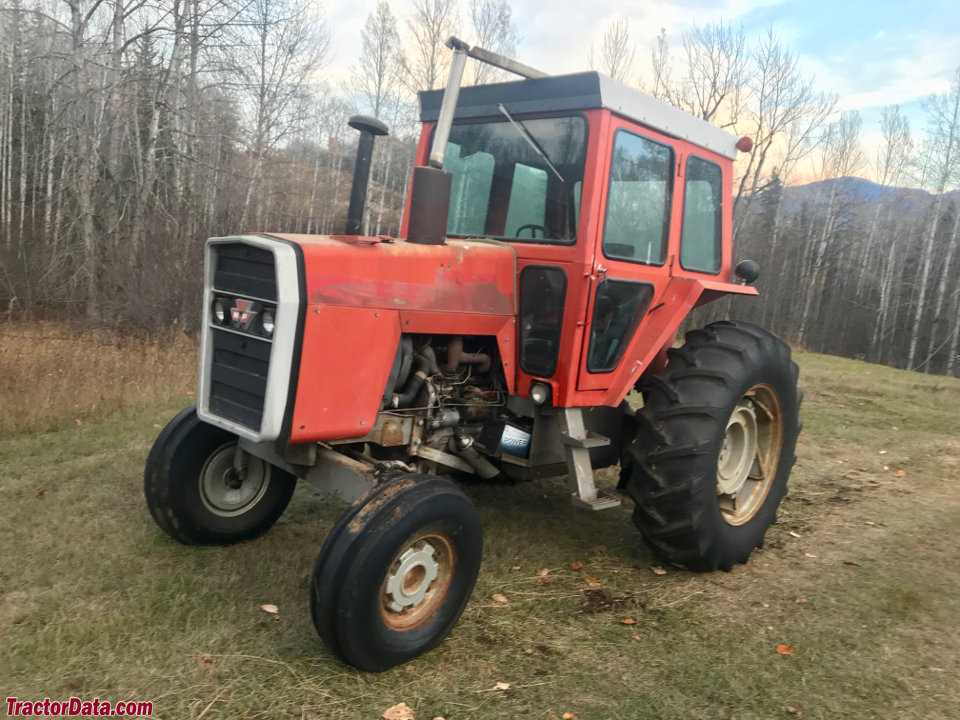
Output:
230,299,257,330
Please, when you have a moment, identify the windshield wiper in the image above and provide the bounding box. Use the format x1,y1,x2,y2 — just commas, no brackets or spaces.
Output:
497,103,565,184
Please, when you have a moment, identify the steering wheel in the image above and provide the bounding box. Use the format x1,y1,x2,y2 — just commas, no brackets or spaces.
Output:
515,224,548,239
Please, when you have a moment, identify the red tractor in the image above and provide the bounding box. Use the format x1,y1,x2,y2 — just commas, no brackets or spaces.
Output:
145,38,800,672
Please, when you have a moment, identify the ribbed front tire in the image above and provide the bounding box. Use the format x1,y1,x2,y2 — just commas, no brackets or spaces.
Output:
144,406,297,545
623,321,801,571
311,474,483,671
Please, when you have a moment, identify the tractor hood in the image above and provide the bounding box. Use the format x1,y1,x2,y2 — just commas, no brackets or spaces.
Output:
267,233,516,316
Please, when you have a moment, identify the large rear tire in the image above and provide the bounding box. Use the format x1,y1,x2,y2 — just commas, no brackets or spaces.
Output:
144,406,297,545
623,321,800,571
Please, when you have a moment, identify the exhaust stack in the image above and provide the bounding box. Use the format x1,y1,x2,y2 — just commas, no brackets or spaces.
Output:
344,115,389,235
407,37,547,246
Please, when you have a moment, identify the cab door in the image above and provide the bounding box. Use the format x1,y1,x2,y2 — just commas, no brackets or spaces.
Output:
577,123,679,391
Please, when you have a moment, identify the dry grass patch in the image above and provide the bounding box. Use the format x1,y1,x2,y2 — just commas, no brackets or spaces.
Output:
0,321,196,439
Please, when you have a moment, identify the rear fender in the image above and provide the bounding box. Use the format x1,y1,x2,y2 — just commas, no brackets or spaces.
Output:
615,277,758,405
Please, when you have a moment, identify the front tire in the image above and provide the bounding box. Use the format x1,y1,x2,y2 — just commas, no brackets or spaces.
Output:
144,406,297,545
311,474,483,672
624,321,800,571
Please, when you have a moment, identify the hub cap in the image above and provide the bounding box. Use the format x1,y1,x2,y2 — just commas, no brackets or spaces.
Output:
717,384,783,525
381,533,455,631
199,443,270,517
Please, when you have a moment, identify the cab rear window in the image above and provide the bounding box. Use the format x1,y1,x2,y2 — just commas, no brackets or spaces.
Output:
679,156,723,274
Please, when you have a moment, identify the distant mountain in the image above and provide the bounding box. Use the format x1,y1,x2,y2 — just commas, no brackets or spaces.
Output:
778,176,960,217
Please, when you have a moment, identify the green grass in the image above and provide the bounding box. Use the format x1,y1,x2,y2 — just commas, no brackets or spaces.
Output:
2,352,960,719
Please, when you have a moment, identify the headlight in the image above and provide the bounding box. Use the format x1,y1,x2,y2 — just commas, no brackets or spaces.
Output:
530,382,551,405
212,298,228,325
261,308,275,336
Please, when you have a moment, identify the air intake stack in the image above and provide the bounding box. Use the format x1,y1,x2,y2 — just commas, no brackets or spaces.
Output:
344,115,389,235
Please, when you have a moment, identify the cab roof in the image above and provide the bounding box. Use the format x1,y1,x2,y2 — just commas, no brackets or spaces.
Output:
419,70,740,161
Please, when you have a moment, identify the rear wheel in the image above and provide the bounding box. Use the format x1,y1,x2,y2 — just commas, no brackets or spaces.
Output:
144,406,297,545
310,474,483,671
624,321,800,571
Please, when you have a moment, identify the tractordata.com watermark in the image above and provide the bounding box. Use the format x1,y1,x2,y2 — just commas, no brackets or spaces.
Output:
5,697,153,717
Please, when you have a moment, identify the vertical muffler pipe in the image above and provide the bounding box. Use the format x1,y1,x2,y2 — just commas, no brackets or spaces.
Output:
407,37,469,246
344,115,389,235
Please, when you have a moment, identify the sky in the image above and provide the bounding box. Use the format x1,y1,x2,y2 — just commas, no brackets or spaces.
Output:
323,0,960,177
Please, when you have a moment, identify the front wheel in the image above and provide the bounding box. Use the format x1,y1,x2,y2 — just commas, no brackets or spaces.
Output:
310,474,483,671
624,321,801,571
144,406,297,545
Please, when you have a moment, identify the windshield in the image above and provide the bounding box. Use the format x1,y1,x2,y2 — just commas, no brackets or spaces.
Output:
441,115,587,244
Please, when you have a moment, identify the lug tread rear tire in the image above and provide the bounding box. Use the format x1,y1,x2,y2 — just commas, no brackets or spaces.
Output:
625,321,800,572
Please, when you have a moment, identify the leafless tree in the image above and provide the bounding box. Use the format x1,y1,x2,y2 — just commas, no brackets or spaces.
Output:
876,105,913,186
225,0,330,228
797,110,863,343
403,0,458,91
350,1,403,119
733,29,836,240
675,22,747,126
468,0,518,84
646,28,672,102
869,106,913,356
590,18,634,83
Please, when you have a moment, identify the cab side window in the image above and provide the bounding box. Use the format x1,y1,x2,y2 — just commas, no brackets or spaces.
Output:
680,156,722,274
602,130,673,265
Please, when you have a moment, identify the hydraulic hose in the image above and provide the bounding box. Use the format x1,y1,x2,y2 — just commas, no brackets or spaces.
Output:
392,354,430,408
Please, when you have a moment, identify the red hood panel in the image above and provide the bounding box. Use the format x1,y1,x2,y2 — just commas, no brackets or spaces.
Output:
268,234,516,315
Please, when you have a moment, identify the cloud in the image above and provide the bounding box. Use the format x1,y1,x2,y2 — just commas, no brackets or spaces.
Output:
516,0,785,77
796,31,956,112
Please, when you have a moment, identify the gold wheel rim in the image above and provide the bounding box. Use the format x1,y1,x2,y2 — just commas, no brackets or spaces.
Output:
380,532,456,631
717,384,783,526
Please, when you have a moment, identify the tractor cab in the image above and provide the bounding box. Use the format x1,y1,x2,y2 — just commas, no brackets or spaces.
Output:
411,62,757,410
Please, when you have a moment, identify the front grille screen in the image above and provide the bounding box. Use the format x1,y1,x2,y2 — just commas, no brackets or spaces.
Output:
214,243,277,300
209,329,270,431
208,243,276,431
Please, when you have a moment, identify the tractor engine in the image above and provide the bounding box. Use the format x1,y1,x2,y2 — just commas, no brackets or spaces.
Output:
372,334,527,480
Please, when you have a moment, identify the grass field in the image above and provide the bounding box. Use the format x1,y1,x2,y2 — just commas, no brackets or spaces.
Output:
2,339,960,719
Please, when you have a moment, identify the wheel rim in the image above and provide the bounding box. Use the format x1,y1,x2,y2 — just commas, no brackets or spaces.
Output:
717,384,783,525
199,443,270,518
381,532,456,631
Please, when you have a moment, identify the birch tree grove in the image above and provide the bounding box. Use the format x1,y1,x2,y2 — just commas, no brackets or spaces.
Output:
0,3,959,376
0,0,408,328
907,69,960,370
